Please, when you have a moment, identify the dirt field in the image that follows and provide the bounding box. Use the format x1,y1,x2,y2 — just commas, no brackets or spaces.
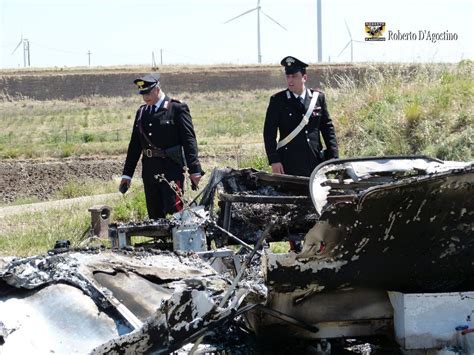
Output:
0,156,127,203
0,64,365,101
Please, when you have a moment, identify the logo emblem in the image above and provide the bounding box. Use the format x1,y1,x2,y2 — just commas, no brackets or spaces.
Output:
365,22,386,41
286,57,295,66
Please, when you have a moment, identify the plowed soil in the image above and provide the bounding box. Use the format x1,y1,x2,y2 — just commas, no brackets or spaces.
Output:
0,156,130,203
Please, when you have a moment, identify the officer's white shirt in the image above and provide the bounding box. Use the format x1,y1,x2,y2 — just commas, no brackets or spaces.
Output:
293,86,307,102
146,91,166,113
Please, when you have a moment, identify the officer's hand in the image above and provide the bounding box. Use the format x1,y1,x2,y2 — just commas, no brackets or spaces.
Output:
271,163,285,175
119,178,131,194
190,174,201,189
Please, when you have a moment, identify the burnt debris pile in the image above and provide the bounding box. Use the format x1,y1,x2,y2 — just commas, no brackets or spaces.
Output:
199,168,319,245
1,156,473,353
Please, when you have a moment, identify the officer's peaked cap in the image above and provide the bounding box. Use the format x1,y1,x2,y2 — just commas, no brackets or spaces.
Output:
280,56,308,74
134,73,161,94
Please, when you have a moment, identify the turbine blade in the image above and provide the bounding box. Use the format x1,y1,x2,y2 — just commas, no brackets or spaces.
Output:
344,19,352,40
11,38,22,55
224,7,258,24
260,10,287,31
337,41,351,57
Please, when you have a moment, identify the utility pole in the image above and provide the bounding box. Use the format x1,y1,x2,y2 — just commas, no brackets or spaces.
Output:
160,48,163,65
87,50,92,66
317,0,322,62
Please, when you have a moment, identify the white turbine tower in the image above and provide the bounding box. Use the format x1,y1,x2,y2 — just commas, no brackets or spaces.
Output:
337,20,364,63
224,0,287,64
317,0,323,63
12,34,30,67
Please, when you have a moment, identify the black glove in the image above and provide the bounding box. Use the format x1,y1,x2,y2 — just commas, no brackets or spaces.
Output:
119,182,129,194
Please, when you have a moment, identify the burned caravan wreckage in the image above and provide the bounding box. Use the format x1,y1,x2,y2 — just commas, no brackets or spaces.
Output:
1,156,473,353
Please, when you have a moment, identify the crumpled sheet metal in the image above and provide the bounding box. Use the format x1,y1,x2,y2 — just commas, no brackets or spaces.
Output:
266,158,474,294
310,156,473,215
1,250,217,288
0,249,253,354
92,285,250,354
0,283,124,354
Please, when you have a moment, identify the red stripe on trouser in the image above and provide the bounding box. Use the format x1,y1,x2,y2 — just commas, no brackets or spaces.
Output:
175,180,183,211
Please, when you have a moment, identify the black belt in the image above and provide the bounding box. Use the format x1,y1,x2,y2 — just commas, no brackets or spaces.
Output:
143,148,166,158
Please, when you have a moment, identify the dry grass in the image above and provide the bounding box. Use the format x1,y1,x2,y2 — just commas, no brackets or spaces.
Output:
1,62,472,161
326,61,473,160
0,89,271,159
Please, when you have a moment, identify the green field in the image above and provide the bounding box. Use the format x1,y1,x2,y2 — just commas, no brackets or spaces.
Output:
0,90,269,159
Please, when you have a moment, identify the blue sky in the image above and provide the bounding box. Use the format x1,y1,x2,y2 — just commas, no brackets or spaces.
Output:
0,0,472,68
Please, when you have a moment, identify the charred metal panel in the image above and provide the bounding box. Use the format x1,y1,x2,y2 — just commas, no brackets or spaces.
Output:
108,219,172,248
265,286,392,321
91,282,249,354
266,158,474,293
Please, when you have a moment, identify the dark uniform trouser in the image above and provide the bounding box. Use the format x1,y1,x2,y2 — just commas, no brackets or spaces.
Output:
143,176,184,219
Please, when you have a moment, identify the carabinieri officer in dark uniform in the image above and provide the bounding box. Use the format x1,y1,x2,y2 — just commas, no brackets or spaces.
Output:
119,73,203,219
263,56,339,177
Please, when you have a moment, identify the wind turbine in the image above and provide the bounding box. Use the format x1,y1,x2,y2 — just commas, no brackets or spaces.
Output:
337,20,365,63
224,0,287,64
12,34,30,67
337,20,355,62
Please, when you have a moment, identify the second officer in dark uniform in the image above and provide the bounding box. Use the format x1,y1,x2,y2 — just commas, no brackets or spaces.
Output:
119,73,203,219
263,56,339,177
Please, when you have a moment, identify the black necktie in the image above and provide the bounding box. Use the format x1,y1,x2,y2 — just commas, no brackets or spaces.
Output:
148,105,156,114
298,96,305,109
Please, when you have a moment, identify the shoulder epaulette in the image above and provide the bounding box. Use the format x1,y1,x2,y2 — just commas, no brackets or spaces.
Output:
271,89,288,99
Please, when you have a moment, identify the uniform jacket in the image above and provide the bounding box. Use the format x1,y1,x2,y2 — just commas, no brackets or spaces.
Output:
263,88,339,177
122,96,202,182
